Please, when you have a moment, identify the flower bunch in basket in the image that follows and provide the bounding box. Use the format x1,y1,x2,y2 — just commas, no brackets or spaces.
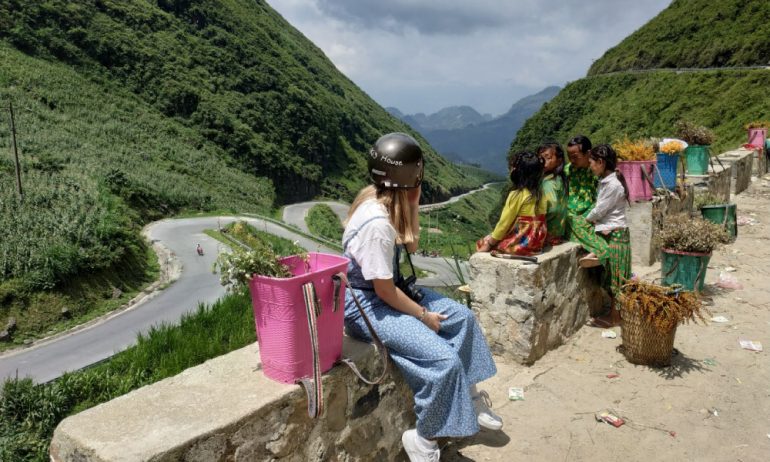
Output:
659,140,685,155
214,246,301,292
658,214,729,253
613,136,656,161
675,120,716,146
619,280,708,333
744,120,770,130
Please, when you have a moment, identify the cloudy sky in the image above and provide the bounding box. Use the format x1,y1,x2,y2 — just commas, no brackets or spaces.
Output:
268,0,671,116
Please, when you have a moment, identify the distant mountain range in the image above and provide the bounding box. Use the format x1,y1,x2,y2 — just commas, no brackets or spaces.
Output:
386,106,493,131
389,86,561,172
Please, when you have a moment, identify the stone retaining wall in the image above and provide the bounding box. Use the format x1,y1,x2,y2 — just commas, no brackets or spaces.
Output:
752,147,768,176
51,339,412,462
468,244,604,364
626,185,694,266
717,148,755,195
687,161,732,204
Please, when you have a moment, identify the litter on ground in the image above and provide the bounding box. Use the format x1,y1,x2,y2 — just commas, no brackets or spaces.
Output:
738,339,763,352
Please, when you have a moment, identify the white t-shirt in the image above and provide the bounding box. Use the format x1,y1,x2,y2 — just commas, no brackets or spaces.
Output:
343,199,397,281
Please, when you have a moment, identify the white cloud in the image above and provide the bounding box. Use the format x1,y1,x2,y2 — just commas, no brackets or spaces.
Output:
268,0,672,115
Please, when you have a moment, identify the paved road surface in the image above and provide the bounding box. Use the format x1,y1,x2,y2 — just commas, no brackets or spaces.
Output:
419,182,504,211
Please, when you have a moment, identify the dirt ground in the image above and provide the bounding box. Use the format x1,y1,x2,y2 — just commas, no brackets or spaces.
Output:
445,178,770,462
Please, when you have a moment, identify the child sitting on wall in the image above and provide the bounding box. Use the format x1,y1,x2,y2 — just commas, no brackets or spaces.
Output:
476,151,546,256
579,144,632,328
537,142,568,245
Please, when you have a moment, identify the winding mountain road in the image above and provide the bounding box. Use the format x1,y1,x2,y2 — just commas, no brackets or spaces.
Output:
0,216,340,383
0,207,468,383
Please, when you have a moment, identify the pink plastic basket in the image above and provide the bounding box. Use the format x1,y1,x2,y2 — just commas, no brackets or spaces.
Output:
248,252,349,384
617,160,655,202
748,128,767,148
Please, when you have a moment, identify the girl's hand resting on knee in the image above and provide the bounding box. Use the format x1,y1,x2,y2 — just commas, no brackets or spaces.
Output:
421,311,448,332
476,235,495,252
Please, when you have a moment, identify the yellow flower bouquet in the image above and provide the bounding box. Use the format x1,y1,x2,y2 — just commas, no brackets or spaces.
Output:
659,140,685,155
744,120,770,130
613,136,656,161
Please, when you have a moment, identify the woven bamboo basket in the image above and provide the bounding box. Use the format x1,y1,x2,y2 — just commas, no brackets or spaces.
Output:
620,303,677,367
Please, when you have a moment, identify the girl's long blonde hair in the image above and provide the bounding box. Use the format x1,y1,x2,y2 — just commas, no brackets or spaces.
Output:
345,185,417,245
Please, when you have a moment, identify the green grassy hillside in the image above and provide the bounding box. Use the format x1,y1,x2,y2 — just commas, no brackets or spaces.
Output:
589,0,770,75
512,0,770,157
0,42,272,300
511,69,770,154
0,0,480,204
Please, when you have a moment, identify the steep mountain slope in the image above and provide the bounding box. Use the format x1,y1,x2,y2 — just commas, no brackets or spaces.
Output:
512,0,770,157
589,0,770,75
424,86,560,172
511,70,770,154
0,0,480,205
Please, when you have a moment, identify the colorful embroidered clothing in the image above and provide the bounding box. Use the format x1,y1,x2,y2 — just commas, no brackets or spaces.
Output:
569,216,631,303
491,189,547,256
565,164,598,217
599,228,631,301
568,214,609,258
542,173,568,244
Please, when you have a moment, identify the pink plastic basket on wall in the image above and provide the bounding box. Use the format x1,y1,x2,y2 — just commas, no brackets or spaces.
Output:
617,160,655,202
248,252,349,384
748,128,767,148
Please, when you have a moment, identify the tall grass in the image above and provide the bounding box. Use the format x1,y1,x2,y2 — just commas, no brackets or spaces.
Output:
0,170,139,290
222,221,304,256
0,293,255,462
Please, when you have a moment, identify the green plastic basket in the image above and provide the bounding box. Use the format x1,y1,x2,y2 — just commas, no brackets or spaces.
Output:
684,145,710,175
701,204,737,241
661,249,710,292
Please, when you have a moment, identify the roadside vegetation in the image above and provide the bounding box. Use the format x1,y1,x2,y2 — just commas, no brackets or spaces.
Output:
217,220,305,257
305,204,344,243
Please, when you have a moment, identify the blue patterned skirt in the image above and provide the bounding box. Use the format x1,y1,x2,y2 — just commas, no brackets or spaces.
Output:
344,288,497,438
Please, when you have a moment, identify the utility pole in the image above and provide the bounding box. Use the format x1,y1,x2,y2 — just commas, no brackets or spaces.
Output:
9,101,23,199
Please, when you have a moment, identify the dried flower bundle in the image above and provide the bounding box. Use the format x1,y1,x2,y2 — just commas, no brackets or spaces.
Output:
659,140,685,155
613,136,656,161
620,280,708,333
675,120,716,146
658,214,729,253
693,192,725,209
744,120,770,130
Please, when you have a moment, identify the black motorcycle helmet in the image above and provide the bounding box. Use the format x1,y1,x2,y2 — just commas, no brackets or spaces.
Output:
368,132,424,189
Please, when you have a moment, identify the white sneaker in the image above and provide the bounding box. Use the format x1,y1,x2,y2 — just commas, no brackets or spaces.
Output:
402,429,440,462
472,390,504,431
